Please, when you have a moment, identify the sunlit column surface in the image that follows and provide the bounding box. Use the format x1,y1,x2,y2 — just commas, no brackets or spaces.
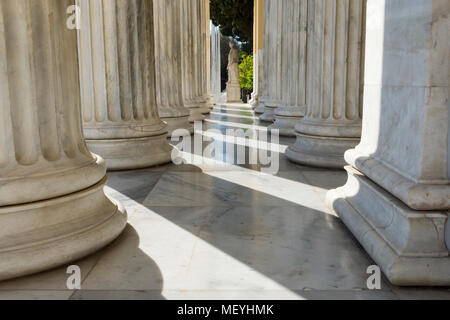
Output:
327,0,450,285
286,0,366,168
79,0,172,170
269,0,307,136
259,0,283,121
254,0,269,114
249,0,264,109
181,0,203,122
210,21,222,103
203,0,214,107
154,0,192,136
0,0,126,280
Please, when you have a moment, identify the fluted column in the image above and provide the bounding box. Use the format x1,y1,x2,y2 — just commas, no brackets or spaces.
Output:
259,0,283,122
210,22,222,102
269,0,307,136
286,0,365,167
0,0,126,280
249,0,264,109
191,0,213,110
254,0,270,114
79,0,172,170
154,0,192,136
181,0,211,122
327,0,450,286
202,0,214,107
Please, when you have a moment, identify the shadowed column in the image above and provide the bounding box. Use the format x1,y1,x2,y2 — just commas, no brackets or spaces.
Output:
286,0,365,168
259,0,283,121
154,0,193,136
0,0,127,281
327,0,450,285
79,0,172,170
269,0,307,137
180,0,211,122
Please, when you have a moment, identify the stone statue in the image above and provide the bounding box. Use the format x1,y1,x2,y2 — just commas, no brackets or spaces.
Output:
226,41,242,103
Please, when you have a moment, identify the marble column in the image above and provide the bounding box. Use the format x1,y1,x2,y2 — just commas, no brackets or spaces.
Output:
210,22,222,102
181,0,210,122
79,0,172,170
202,0,214,108
287,0,365,168
181,0,203,122
269,0,307,136
259,0,283,122
254,0,270,115
249,0,264,109
327,0,450,286
0,0,127,280
154,0,192,136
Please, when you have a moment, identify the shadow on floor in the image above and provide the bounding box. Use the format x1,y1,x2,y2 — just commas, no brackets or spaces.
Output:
70,225,165,300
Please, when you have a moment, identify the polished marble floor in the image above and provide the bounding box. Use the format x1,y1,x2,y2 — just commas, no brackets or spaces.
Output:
1,103,449,300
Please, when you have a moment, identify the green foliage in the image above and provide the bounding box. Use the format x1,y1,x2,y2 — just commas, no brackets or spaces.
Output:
239,54,253,91
210,0,254,55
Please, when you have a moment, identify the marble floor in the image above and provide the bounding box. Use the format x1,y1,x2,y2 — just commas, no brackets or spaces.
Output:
1,103,449,300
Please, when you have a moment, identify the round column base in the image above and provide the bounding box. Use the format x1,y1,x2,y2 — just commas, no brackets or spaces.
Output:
197,106,212,115
188,108,206,122
286,133,360,169
161,116,194,138
0,177,127,281
86,134,172,171
269,115,302,137
254,103,265,114
259,105,278,122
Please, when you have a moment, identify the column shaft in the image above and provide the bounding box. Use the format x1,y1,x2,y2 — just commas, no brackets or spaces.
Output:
181,0,211,122
210,22,222,102
269,0,308,136
255,0,271,114
249,0,264,109
0,0,126,280
154,0,192,136
202,0,214,107
79,0,172,170
286,0,366,167
259,0,283,121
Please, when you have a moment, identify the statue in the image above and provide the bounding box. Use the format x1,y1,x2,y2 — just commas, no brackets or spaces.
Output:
226,41,242,103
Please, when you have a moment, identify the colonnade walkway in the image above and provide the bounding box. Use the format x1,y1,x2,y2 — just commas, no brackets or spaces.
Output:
0,104,448,300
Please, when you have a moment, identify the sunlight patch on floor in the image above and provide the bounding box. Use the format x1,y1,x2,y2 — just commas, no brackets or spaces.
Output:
104,186,304,300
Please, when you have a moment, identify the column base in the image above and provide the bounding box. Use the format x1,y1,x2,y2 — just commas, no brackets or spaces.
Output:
161,116,194,137
259,104,279,122
254,103,265,114
327,167,450,286
269,115,301,136
269,106,305,136
286,133,359,168
249,94,260,109
86,134,172,171
0,177,127,281
198,106,212,115
188,108,206,122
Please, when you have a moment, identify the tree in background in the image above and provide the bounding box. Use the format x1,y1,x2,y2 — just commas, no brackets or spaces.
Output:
239,54,253,102
210,0,254,55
